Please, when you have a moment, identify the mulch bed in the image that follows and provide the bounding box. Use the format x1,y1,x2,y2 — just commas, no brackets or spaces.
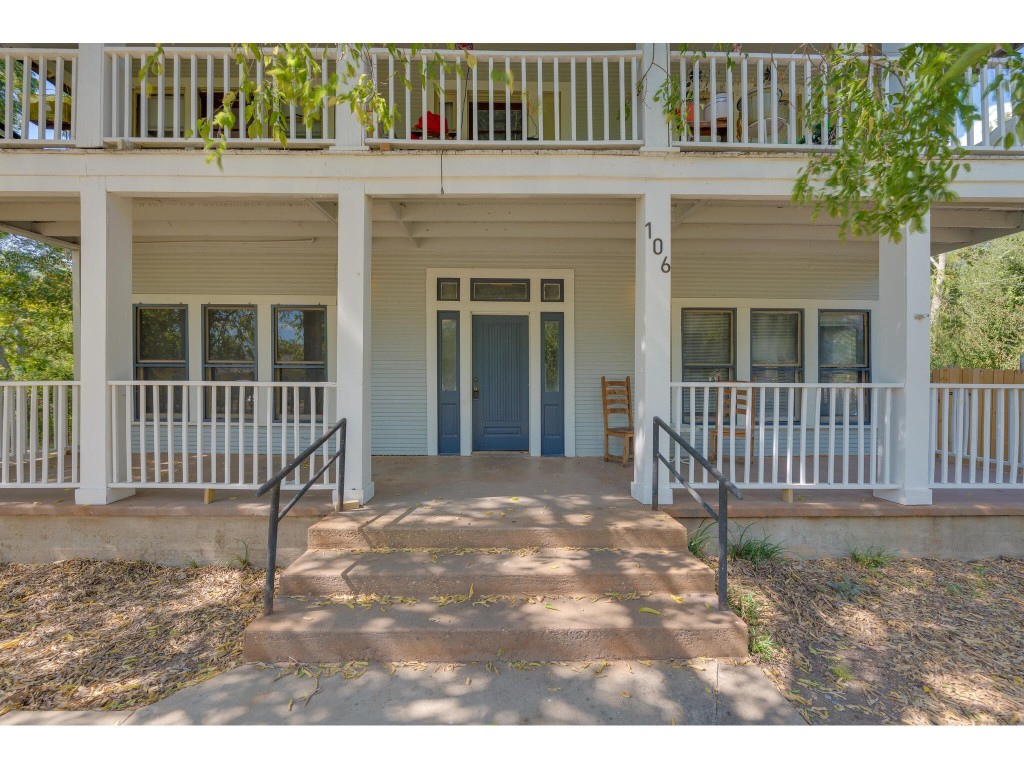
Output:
2,556,1022,723
725,556,1024,724
0,560,263,713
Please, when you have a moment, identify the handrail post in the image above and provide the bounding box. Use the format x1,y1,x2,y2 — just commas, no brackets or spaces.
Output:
718,478,729,610
652,421,660,511
264,484,281,616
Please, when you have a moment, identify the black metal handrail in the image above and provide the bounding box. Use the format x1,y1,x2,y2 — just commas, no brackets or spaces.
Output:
255,417,347,615
652,416,742,611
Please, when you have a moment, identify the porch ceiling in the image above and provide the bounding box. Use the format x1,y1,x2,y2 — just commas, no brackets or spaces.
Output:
1,197,1021,257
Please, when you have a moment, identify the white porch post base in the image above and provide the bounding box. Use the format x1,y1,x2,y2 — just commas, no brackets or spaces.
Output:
75,487,135,505
333,481,375,509
630,480,673,506
873,487,933,506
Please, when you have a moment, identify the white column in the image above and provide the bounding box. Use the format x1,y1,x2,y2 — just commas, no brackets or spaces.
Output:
336,181,374,505
75,44,109,148
71,249,81,380
640,44,671,151
75,181,134,505
874,213,933,505
631,185,674,504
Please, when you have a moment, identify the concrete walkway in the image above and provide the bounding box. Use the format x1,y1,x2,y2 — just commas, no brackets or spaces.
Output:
0,659,803,726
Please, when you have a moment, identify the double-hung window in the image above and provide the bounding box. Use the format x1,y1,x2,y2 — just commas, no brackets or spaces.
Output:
751,309,803,419
134,305,187,418
681,309,736,421
203,305,257,418
819,310,870,420
273,306,327,420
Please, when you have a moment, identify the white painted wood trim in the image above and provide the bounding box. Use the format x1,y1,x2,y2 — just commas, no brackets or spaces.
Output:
425,268,576,458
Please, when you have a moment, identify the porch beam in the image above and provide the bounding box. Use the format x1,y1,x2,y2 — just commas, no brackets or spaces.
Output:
75,181,134,505
631,185,673,505
336,181,374,505
874,212,933,506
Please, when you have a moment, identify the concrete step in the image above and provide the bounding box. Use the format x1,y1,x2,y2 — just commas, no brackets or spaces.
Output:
244,594,748,663
307,508,690,551
280,547,715,598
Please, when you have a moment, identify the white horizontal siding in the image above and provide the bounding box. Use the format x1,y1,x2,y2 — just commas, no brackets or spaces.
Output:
371,244,634,457
673,252,878,301
133,248,337,294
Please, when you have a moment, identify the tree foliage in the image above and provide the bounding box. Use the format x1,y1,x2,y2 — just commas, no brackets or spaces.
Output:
931,233,1024,370
0,233,74,381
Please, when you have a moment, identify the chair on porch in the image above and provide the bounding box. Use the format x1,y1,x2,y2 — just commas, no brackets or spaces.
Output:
708,384,756,464
601,376,634,465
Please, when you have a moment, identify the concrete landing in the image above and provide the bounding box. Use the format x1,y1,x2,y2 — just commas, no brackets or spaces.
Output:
0,659,803,726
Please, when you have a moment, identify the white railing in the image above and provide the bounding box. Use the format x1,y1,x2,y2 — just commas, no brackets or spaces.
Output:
672,50,1022,153
0,48,77,146
103,46,340,146
957,58,1020,151
930,384,1024,487
366,48,643,147
669,50,884,149
668,382,901,489
109,381,339,490
0,382,79,487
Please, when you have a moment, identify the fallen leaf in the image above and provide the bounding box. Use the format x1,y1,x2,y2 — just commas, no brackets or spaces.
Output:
639,607,662,616
545,603,559,610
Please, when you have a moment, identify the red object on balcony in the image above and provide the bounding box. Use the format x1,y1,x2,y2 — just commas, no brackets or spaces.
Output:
411,112,448,139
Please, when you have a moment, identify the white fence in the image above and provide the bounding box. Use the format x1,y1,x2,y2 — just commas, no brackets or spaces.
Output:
930,384,1024,487
0,48,77,146
667,382,901,489
103,47,341,146
0,382,79,486
366,48,644,147
108,381,340,490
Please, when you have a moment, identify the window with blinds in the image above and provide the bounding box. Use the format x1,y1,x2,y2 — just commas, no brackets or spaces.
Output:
681,309,735,423
751,309,803,420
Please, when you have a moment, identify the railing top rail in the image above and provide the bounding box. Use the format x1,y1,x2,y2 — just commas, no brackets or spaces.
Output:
0,380,80,386
108,380,337,387
368,47,643,59
930,382,1024,389
653,415,742,498
673,49,1014,67
256,416,346,497
0,47,80,57
102,45,336,56
670,381,903,390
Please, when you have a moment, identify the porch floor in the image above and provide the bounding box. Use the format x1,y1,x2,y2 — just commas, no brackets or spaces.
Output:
3,454,1024,521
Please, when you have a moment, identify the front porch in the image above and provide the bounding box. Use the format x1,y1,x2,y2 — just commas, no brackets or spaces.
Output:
3,455,1024,564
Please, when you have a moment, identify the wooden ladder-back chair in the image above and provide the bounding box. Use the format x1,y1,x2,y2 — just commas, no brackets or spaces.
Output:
601,376,634,465
709,384,756,464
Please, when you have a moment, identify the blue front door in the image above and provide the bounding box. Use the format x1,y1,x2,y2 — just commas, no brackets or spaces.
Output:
472,315,529,451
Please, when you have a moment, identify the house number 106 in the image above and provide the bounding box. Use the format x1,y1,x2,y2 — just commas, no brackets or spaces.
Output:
645,222,670,273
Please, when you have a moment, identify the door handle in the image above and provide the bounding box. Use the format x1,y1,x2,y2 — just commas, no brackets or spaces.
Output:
472,386,480,400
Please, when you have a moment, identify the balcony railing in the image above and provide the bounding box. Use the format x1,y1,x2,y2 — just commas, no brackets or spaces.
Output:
0,48,77,146
0,381,79,486
365,48,644,148
103,46,341,146
670,50,1021,153
108,381,339,490
668,382,901,489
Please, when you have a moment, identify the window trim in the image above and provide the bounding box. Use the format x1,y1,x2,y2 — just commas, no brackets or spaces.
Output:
680,307,736,383
133,303,189,380
750,308,804,384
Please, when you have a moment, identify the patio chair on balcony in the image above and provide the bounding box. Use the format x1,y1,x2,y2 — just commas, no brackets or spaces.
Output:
601,376,634,465
708,384,756,464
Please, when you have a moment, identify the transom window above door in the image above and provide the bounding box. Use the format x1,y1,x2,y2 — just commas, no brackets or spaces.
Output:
470,278,530,302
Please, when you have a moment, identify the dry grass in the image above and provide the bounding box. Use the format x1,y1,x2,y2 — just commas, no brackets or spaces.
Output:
0,559,264,714
724,556,1024,724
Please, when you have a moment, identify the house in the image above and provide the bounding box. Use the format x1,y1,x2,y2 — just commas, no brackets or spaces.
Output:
2,43,1024,565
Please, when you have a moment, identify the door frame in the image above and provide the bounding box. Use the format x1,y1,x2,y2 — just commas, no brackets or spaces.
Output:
425,268,575,457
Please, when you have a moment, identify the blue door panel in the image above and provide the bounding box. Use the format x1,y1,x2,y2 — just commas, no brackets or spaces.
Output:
473,315,529,451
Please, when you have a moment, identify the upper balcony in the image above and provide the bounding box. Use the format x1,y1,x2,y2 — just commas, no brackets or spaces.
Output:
0,44,1020,154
